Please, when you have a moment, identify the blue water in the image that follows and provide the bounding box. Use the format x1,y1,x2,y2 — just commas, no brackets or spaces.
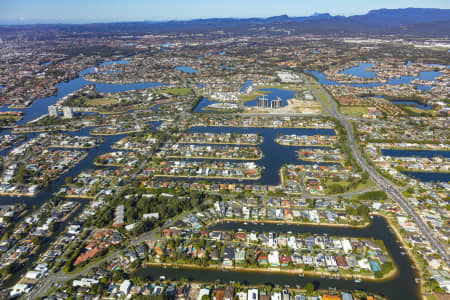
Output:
308,69,443,89
391,100,432,110
193,97,219,112
100,60,130,66
161,43,174,47
0,64,162,125
186,126,336,185
176,66,197,74
41,61,52,66
403,171,450,183
381,149,450,158
339,63,376,78
197,83,205,88
219,51,227,55
240,80,253,93
245,88,296,107
220,65,234,70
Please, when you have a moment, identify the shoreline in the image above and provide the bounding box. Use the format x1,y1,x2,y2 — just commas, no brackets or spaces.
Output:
142,260,397,282
189,125,336,131
154,174,262,181
276,141,335,147
210,218,371,229
372,212,425,299
89,130,143,136
166,154,263,161
178,141,262,146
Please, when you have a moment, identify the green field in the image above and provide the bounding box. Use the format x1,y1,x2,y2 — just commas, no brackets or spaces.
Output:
309,82,332,113
161,87,193,96
325,177,376,195
399,105,441,117
340,106,368,117
85,97,119,106
239,91,270,103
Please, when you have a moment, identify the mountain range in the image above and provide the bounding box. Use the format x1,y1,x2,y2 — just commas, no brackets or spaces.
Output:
1,8,449,37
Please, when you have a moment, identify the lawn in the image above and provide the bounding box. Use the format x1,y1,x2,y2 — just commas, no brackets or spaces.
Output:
309,82,333,113
239,91,269,103
161,87,193,96
85,97,119,106
399,105,441,117
340,106,368,117
325,177,376,195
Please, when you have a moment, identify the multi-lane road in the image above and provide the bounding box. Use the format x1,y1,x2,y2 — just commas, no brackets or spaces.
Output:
305,76,449,266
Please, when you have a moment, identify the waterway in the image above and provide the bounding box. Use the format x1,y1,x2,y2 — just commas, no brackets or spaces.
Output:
308,62,443,90
0,60,163,207
133,216,420,300
245,88,296,107
403,172,450,183
381,149,450,159
194,81,254,112
240,80,253,93
391,100,433,110
0,62,162,125
339,63,376,78
176,66,198,74
184,126,336,185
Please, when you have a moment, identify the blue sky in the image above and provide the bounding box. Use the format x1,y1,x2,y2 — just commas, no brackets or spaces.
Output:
0,0,449,24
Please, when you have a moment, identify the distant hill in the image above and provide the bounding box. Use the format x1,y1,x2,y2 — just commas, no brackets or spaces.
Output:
1,8,449,37
350,8,450,27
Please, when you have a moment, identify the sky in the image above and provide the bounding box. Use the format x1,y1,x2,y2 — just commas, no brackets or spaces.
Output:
0,0,449,24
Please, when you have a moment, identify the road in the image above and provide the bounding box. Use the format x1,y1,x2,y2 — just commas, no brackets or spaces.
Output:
304,75,449,266
30,78,449,298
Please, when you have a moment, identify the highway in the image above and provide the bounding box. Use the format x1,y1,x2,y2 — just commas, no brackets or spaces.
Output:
304,76,449,266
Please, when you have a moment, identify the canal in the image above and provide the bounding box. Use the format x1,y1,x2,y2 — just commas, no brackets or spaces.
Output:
186,126,336,186
133,216,420,300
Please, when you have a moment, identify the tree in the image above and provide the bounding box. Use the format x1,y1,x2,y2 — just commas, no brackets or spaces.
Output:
305,282,315,295
329,183,344,194
15,166,29,184
65,176,74,185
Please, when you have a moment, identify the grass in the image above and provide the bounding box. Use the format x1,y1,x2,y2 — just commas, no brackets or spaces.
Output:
339,106,368,117
399,105,441,117
325,177,376,195
86,97,118,106
255,83,294,90
239,91,270,103
309,83,333,113
426,294,438,300
161,87,193,96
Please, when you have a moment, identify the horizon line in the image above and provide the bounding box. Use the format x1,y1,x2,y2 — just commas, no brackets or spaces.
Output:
0,7,447,26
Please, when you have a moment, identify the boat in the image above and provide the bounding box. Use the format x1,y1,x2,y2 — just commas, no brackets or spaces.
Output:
160,276,166,281
243,222,248,225
354,279,361,283
298,273,304,277
400,251,406,255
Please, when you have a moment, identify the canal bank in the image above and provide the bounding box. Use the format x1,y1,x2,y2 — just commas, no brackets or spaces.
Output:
132,215,421,300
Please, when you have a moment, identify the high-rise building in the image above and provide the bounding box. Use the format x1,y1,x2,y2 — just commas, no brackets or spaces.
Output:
62,106,73,119
48,105,58,118
257,95,268,108
271,97,282,109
